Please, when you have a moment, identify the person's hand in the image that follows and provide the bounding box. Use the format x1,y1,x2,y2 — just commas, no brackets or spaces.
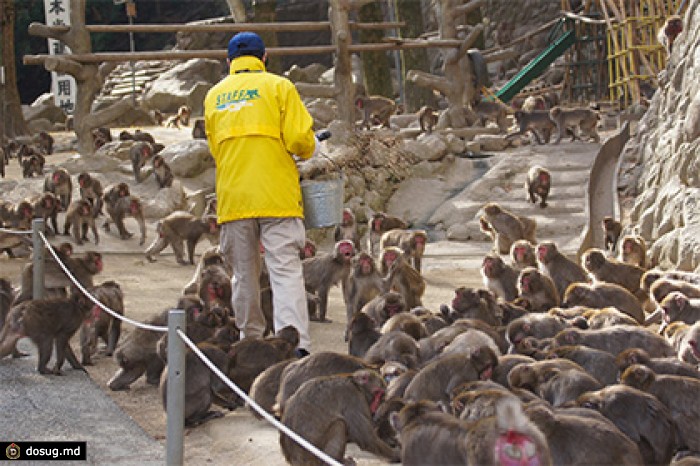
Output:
315,129,332,142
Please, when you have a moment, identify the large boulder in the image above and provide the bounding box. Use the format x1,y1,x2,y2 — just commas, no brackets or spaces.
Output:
142,59,222,115
158,140,215,178
22,93,67,126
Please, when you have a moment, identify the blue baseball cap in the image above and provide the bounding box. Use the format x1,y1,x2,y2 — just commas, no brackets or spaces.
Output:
228,32,265,60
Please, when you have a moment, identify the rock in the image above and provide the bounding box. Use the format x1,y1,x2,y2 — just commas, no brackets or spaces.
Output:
23,93,67,125
402,137,447,162
27,119,54,133
445,134,466,154
390,114,420,129
143,59,221,114
143,180,187,219
307,101,336,127
284,63,328,83
62,155,120,174
96,140,134,162
474,134,510,151
158,140,215,178
684,95,700,142
386,178,453,226
111,107,158,127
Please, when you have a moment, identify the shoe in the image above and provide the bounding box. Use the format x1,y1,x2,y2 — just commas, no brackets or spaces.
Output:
295,348,310,358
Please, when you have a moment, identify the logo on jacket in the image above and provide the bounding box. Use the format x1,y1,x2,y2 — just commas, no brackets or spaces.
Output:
215,89,260,111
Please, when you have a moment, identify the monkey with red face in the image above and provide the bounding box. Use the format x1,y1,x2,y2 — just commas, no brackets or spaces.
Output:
658,15,683,55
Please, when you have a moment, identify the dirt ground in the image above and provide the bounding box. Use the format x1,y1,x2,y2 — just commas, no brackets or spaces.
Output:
0,131,485,464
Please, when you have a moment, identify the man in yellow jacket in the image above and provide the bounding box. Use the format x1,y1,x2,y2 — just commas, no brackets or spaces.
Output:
204,32,316,356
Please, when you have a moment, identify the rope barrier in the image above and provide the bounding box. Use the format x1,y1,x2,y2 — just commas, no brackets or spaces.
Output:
0,226,32,235
38,230,167,333
176,329,344,466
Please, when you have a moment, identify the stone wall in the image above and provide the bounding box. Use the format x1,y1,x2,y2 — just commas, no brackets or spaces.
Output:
620,2,700,271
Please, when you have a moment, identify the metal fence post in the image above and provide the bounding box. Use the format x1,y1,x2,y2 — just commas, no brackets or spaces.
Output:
166,309,186,465
32,219,45,300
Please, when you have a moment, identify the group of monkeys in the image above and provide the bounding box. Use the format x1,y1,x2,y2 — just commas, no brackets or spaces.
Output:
1,131,55,179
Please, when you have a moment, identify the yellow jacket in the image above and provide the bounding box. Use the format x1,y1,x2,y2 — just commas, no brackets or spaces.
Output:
203,56,315,223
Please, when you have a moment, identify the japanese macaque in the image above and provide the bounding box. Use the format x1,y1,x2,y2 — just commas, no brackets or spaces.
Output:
44,168,73,209
152,154,174,189
36,131,54,155
333,207,360,251
418,105,438,133
192,119,206,139
0,290,92,374
581,248,645,296
344,252,385,335
302,239,356,322
21,154,43,178
517,267,560,312
347,311,381,357
0,200,34,229
380,246,425,309
77,172,104,216
508,110,556,144
536,241,588,299
511,239,537,270
367,211,408,255
480,203,537,255
102,182,130,210
300,238,317,260
356,95,396,130
379,229,428,273
549,106,600,144
473,100,510,132
120,129,156,144
279,369,399,465
165,105,191,129
554,324,675,357
92,127,112,144
79,280,124,365
26,192,62,235
145,212,219,265
481,253,519,302
361,291,408,331
63,199,99,246
526,166,551,208
521,95,547,112
619,234,646,268
658,291,700,326
130,141,155,183
562,282,644,324
614,347,700,379
657,15,683,55
602,216,622,252
104,196,147,246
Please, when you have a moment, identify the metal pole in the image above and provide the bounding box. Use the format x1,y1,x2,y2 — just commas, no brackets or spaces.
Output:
166,309,186,466
32,219,45,300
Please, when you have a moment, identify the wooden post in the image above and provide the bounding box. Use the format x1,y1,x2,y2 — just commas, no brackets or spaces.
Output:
330,0,354,126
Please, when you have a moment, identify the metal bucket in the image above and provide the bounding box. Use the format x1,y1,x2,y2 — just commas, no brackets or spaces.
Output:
301,176,344,229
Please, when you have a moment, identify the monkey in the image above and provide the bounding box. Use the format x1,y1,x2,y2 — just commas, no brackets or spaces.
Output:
581,306,639,328
279,369,400,465
677,321,700,366
144,212,220,265
547,344,618,386
191,119,206,140
602,216,622,252
648,278,700,306
129,141,155,183
102,182,130,210
21,154,43,178
658,15,683,55
333,207,360,251
505,312,569,351
367,211,408,255
441,287,513,328
63,199,99,246
103,195,147,246
0,277,25,358
379,246,425,310
614,347,700,379
36,131,54,155
181,246,229,296
552,325,675,357
480,203,537,255
197,263,232,310
381,312,427,340
364,329,421,370
79,280,124,365
0,290,92,375
526,166,551,208
348,311,381,357
355,95,396,130
156,296,220,362
248,359,296,419
581,248,646,297
152,154,174,189
481,253,519,302
517,267,560,313
510,239,537,270
43,168,73,209
302,239,356,322
379,229,428,273
360,291,408,331
521,95,547,112
658,291,700,327
621,364,700,451
619,234,647,268
343,252,386,336
165,105,192,129
507,110,556,144
473,100,510,132
92,127,112,144
549,106,600,144
418,105,438,133
0,200,34,229
536,241,588,299
25,192,62,235
562,282,645,324
77,172,104,216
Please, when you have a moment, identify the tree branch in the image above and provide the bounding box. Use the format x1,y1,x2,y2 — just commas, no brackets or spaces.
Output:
28,22,69,42
406,70,451,96
455,24,485,60
44,56,85,79
453,0,487,17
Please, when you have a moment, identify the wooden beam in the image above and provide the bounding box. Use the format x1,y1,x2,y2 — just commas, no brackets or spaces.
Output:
74,21,404,34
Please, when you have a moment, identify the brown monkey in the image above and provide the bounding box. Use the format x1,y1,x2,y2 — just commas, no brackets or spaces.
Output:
379,229,428,273
102,182,130,210
44,168,73,209
360,291,407,330
36,131,54,155
602,216,622,252
581,306,639,328
355,95,396,130
21,154,43,178
508,109,556,144
562,282,644,324
517,267,560,312
547,344,618,386
26,192,62,235
619,234,647,268
344,252,385,335
302,239,356,322
526,166,551,208
249,359,296,419
348,311,381,357
197,264,232,310
549,106,600,144
658,15,683,55
581,248,645,296
649,278,700,305
521,95,547,112
364,329,421,370
505,313,569,351
481,253,519,302
129,141,154,183
280,369,399,465
79,280,124,365
621,364,700,451
300,239,316,259
442,287,509,327
182,246,229,295
333,207,360,251
92,127,112,144
510,239,537,270
144,212,219,265
367,211,408,255
379,246,426,310
0,278,24,358
552,325,675,357
678,321,700,366
615,347,700,379
480,203,537,254
165,105,191,129
156,296,218,362
103,195,147,246
0,200,34,229
418,105,438,133
473,100,510,132
63,199,99,245
192,119,206,139
658,291,700,327
0,290,92,374
536,241,588,299
77,172,104,216
381,312,427,340
152,154,174,188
